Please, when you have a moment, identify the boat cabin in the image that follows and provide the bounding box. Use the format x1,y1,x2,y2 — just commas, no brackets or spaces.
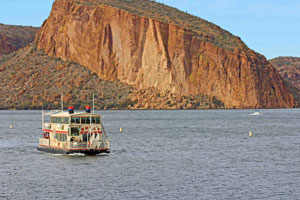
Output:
38,106,110,155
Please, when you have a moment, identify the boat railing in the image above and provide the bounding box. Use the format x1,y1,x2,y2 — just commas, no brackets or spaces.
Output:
68,140,109,149
39,138,49,146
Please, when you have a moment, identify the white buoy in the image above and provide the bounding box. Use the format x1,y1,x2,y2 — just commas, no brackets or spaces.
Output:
120,128,123,133
9,124,12,129
249,131,252,137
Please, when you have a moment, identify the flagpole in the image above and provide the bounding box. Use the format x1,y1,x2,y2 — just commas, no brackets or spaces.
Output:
93,93,95,114
61,93,64,112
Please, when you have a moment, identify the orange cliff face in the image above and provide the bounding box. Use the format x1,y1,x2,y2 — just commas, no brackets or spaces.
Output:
36,0,295,108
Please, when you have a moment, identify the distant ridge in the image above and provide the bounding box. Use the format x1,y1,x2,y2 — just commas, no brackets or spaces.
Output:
0,23,39,55
269,56,300,89
269,57,300,104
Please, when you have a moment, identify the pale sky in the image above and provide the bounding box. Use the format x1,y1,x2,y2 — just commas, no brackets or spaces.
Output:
0,0,299,59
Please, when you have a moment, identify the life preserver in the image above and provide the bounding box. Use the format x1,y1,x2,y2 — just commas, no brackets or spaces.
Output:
81,128,84,131
85,127,88,130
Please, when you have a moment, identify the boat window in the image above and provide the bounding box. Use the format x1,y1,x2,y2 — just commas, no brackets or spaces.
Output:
82,134,87,141
71,117,80,124
81,117,86,124
96,117,100,124
50,117,69,124
50,117,56,123
71,127,79,136
62,117,70,124
81,117,91,124
92,117,101,124
56,133,67,141
57,117,62,123
82,134,91,141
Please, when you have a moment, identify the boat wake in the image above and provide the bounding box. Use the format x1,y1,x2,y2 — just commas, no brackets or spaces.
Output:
52,153,86,157
249,110,263,116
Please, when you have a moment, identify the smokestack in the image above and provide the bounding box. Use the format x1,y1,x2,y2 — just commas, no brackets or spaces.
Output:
86,106,91,113
68,106,74,114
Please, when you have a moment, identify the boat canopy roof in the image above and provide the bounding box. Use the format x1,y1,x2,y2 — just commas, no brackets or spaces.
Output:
50,111,101,118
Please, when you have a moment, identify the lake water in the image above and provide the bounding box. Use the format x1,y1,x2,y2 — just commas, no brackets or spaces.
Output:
1,109,300,199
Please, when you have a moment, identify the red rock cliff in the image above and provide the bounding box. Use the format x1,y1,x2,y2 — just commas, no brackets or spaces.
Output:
36,0,295,108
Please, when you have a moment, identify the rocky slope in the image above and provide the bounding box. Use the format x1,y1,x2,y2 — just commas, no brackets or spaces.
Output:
269,57,300,105
0,23,38,55
269,57,300,90
0,44,133,110
35,0,295,108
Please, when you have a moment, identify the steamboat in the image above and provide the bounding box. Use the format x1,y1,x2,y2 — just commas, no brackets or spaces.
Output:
37,106,110,155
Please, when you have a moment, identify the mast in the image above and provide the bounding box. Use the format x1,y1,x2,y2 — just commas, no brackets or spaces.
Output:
93,93,95,114
42,108,44,130
61,93,64,111
89,109,92,148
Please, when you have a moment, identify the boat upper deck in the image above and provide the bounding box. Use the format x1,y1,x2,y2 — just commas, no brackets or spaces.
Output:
50,112,101,118
46,111,102,125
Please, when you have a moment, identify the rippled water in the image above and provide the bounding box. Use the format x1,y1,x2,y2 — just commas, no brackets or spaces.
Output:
1,109,300,199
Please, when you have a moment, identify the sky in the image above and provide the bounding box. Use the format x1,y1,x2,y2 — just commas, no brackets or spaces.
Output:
0,0,299,59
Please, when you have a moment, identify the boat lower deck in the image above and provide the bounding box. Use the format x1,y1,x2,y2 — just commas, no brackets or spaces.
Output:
37,145,110,155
